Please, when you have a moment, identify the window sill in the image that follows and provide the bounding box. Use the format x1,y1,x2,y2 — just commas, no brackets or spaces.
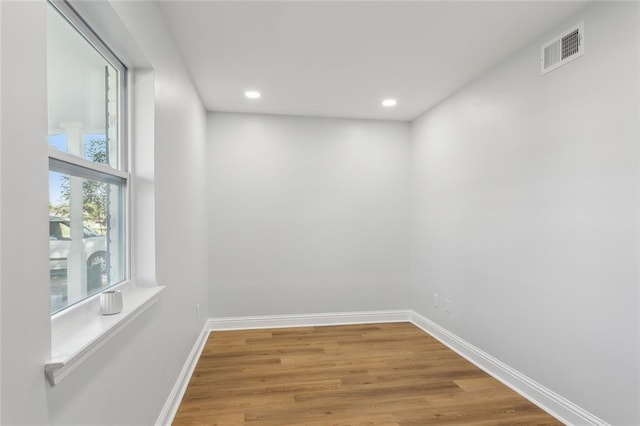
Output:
45,282,165,386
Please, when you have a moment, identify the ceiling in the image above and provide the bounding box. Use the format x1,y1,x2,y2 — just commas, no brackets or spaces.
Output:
158,1,589,122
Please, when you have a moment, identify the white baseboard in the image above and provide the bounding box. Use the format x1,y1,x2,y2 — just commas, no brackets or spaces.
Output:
409,312,608,426
207,309,411,331
158,310,607,426
155,324,210,426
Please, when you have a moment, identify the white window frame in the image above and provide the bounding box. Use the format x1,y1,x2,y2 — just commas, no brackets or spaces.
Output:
45,0,166,388
48,0,131,315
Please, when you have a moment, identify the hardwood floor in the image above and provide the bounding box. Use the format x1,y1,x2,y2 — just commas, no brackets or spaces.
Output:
173,323,562,425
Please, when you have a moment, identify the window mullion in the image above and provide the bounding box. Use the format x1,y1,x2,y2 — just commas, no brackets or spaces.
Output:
49,147,128,182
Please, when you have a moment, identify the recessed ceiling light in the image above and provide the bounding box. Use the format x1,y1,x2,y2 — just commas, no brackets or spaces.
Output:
381,99,397,107
245,90,261,99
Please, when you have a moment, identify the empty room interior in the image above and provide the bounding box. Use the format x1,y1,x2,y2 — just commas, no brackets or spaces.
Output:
1,0,639,425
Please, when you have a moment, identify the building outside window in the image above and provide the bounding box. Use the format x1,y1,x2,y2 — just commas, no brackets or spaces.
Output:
47,0,129,314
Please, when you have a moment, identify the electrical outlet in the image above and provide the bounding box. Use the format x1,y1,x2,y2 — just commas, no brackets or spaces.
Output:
433,293,439,307
445,299,451,314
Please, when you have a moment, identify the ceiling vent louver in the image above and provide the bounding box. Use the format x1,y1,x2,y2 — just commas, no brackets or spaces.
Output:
541,22,584,75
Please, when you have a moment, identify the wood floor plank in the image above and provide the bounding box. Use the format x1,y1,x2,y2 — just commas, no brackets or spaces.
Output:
173,323,562,425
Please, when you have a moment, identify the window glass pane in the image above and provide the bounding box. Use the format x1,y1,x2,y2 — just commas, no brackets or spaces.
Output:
47,5,120,169
47,2,127,315
49,171,125,314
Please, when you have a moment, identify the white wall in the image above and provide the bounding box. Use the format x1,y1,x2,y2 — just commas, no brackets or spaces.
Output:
208,113,410,317
410,2,639,425
0,1,209,424
0,2,51,423
0,2,3,417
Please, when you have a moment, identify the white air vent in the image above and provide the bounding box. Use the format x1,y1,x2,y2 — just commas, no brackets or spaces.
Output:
540,22,584,75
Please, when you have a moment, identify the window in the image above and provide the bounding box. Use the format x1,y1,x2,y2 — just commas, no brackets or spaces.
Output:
47,1,128,314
